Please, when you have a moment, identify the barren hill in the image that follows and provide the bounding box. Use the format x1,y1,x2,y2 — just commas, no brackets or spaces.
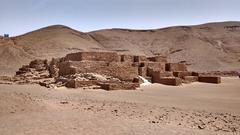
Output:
1,22,240,75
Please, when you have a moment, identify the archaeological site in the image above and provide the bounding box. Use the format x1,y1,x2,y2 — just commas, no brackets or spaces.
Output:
2,51,221,90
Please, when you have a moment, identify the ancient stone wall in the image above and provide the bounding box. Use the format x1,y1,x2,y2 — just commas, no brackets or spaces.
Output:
198,76,221,84
65,52,120,62
58,61,138,81
99,82,139,90
152,77,182,86
166,63,187,72
147,56,167,63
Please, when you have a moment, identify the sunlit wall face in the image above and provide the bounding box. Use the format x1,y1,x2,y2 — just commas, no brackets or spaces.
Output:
0,0,240,36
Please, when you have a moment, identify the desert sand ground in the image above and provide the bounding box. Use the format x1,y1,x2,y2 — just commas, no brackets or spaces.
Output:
0,77,240,135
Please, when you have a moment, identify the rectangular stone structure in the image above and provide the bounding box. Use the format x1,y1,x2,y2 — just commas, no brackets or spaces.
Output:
120,55,134,62
66,80,98,88
147,56,167,63
198,76,221,84
147,62,166,74
153,77,182,86
165,63,187,72
65,52,120,62
173,71,193,78
99,82,139,90
151,70,173,82
138,67,147,76
183,76,198,83
58,61,138,81
134,56,147,62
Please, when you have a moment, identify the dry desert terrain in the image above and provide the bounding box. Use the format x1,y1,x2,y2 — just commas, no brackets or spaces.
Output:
0,77,239,135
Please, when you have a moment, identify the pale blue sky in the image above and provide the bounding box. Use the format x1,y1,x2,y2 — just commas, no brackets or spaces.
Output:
0,0,240,36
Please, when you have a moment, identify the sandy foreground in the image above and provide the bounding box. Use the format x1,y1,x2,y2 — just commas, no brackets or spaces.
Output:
0,77,239,135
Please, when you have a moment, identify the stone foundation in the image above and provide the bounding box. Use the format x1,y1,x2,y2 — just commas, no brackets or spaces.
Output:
66,80,99,88
153,77,182,86
166,63,187,71
198,76,221,84
65,52,120,62
183,76,199,83
99,82,139,90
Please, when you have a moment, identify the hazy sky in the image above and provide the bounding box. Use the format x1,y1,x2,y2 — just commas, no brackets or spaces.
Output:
0,0,240,36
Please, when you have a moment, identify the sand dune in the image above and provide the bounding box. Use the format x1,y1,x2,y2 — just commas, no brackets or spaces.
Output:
0,21,240,75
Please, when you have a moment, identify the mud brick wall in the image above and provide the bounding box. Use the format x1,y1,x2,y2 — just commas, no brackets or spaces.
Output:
153,77,182,86
147,62,166,71
147,56,167,63
145,62,166,76
198,76,221,84
134,56,147,62
66,80,98,88
107,62,139,81
151,71,173,82
99,82,139,90
138,67,147,76
165,63,187,72
59,61,138,81
173,71,193,78
120,55,134,62
65,52,120,62
183,76,198,83
58,61,78,76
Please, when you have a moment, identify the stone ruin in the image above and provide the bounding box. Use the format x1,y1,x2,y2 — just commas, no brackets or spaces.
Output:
10,51,221,90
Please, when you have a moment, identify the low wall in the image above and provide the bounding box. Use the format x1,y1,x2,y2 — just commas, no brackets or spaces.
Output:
99,82,139,90
173,71,193,78
198,76,221,84
183,76,198,83
166,63,187,72
153,77,182,86
147,56,167,63
66,80,98,88
65,52,120,62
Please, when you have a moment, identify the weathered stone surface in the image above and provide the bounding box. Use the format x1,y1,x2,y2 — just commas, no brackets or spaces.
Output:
29,59,48,71
138,67,147,76
134,56,147,62
151,71,174,82
147,62,165,71
99,82,139,90
153,77,182,86
198,76,221,84
173,71,193,78
13,51,213,89
58,61,138,81
147,56,167,63
165,63,187,72
120,55,134,62
49,58,61,78
183,76,198,83
66,79,99,88
65,52,120,62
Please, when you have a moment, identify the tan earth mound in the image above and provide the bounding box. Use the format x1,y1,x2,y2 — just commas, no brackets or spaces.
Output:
1,21,240,75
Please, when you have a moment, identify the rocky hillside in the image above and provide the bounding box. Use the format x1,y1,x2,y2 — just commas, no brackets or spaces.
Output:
0,21,240,75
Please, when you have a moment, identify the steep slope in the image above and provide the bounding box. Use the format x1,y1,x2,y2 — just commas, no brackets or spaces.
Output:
89,21,240,71
12,25,104,59
0,22,240,75
0,38,33,75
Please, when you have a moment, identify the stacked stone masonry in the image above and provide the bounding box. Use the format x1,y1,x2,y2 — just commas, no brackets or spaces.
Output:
14,51,222,90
